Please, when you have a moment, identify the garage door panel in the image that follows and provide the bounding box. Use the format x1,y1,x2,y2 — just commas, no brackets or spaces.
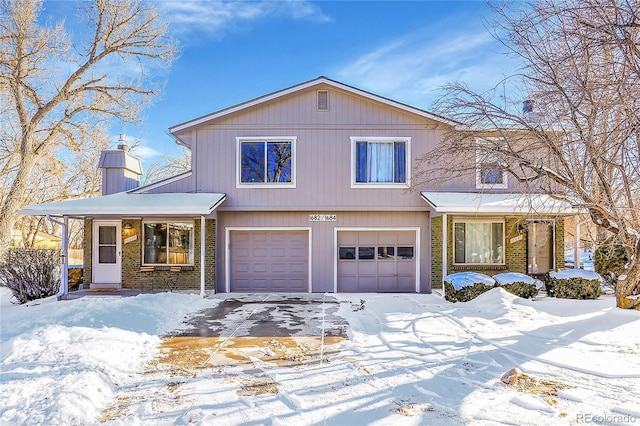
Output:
397,276,415,292
338,231,417,293
230,230,309,292
339,277,358,291
397,262,414,275
358,276,376,290
338,262,357,275
377,262,396,275
377,277,398,292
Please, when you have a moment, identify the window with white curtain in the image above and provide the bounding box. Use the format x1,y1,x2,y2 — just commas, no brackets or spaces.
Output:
351,137,410,186
454,220,505,265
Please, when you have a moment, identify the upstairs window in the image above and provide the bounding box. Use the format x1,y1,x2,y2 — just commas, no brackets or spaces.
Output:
351,137,410,187
237,137,296,187
476,139,507,189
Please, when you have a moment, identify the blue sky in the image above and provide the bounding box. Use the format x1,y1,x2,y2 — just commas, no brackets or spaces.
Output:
48,0,520,161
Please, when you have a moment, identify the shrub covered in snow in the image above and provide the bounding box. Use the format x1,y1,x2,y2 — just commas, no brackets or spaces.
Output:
594,236,627,290
545,269,602,299
444,272,495,302
0,248,61,304
493,273,542,299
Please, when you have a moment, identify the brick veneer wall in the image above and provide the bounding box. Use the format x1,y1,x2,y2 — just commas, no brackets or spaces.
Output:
85,218,216,291
430,215,564,285
431,216,443,288
83,218,92,286
554,218,565,270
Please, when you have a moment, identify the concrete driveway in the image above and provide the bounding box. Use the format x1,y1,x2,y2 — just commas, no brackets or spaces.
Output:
158,293,350,375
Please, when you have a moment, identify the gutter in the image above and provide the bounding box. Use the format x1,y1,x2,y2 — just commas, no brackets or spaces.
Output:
46,215,68,300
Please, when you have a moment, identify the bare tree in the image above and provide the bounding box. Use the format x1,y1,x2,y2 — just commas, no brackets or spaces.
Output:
0,0,176,254
416,0,640,309
142,147,191,186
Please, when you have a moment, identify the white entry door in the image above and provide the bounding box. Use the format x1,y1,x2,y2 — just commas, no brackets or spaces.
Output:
93,220,122,285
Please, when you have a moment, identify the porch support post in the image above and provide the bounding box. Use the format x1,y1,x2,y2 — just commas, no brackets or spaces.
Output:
442,213,448,287
47,214,68,299
200,215,206,297
62,216,69,297
574,215,581,269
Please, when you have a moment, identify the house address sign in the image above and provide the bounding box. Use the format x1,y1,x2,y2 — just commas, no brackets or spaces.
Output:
309,214,337,222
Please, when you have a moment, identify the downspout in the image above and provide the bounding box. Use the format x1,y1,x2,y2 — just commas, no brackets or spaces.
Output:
442,213,448,292
47,215,68,300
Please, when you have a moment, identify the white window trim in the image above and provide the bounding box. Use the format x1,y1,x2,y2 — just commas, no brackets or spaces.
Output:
350,136,411,188
452,218,506,266
475,139,508,189
141,220,195,266
236,136,297,188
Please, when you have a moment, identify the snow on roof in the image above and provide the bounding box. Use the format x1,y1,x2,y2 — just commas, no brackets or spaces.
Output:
444,272,496,290
421,192,579,215
549,269,603,281
18,192,226,217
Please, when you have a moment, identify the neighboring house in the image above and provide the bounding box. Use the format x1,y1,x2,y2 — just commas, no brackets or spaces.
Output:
19,77,579,296
11,228,61,249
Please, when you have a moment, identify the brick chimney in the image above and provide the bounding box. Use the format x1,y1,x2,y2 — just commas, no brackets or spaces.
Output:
98,134,143,195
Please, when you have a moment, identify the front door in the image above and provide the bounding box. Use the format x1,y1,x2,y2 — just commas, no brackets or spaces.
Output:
93,220,122,285
527,221,554,276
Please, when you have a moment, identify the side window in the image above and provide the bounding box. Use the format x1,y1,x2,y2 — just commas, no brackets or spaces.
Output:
237,137,296,187
476,138,507,189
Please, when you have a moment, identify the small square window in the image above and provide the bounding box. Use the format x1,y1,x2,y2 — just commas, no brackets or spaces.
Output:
377,247,395,259
397,247,414,259
358,247,375,260
339,247,356,260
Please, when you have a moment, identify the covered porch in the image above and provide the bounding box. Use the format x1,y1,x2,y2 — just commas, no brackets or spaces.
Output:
18,192,226,299
421,192,582,285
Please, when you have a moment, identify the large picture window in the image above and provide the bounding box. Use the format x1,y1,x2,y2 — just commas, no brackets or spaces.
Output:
143,222,194,265
351,137,410,186
237,137,296,187
454,220,504,265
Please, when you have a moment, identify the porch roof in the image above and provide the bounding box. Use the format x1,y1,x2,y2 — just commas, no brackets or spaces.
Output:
18,192,226,217
420,191,578,215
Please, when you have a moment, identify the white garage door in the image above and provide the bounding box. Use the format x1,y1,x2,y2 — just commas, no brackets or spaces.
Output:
229,230,309,292
338,230,416,292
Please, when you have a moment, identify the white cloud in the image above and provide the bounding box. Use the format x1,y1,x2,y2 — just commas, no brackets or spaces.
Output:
334,27,520,109
157,0,332,38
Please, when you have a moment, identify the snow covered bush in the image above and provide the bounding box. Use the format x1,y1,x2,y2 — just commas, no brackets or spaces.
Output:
545,269,602,300
0,248,61,304
594,236,627,290
493,273,542,299
444,272,495,302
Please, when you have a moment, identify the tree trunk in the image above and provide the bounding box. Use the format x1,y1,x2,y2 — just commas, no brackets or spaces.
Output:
615,259,640,310
0,149,38,257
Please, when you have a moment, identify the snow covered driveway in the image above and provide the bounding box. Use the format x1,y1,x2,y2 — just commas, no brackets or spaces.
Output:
1,289,639,425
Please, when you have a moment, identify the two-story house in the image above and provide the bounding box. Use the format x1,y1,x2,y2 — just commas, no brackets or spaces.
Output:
20,77,578,296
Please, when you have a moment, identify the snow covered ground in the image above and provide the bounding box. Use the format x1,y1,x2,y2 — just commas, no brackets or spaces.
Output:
1,287,639,425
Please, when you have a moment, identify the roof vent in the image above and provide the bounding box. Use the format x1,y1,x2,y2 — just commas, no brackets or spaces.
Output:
317,90,329,111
